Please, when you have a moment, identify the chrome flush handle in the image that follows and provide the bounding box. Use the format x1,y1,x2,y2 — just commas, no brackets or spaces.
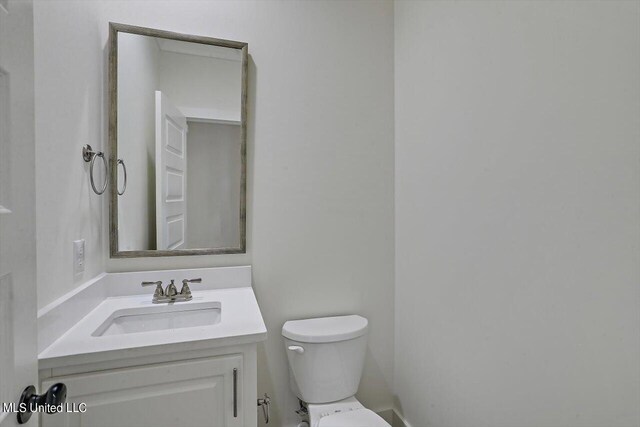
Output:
288,345,304,354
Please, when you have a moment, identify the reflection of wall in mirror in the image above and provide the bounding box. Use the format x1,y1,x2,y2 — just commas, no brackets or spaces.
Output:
159,49,241,123
186,122,241,249
118,34,242,251
117,33,159,251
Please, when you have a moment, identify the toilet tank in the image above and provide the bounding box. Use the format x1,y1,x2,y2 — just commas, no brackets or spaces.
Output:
282,315,368,404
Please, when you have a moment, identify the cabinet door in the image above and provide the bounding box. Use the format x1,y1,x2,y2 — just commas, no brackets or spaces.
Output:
41,355,243,427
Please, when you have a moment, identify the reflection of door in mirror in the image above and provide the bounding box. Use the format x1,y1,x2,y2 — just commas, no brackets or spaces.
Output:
154,93,241,251
114,27,245,255
155,91,187,250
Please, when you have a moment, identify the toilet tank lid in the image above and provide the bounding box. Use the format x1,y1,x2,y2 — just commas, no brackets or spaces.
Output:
282,315,368,343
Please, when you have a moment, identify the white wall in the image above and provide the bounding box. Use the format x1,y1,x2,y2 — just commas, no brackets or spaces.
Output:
34,3,107,308
186,122,241,249
394,1,640,427
159,51,241,123
33,1,395,426
117,33,159,251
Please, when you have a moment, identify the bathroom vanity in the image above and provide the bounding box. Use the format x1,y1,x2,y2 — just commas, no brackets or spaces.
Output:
34,23,262,427
37,266,266,427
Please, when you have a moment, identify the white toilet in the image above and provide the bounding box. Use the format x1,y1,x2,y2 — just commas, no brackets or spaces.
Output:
282,315,390,427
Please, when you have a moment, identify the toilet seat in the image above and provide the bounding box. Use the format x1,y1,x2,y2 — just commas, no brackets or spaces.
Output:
317,408,390,427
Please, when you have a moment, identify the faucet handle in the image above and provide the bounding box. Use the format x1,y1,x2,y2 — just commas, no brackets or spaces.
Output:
141,281,162,286
141,281,164,298
180,278,202,298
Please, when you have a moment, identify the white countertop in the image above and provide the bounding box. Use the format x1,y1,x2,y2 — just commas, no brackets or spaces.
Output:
39,286,267,370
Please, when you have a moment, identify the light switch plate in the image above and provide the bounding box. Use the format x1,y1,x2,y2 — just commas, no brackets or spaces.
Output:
73,239,85,275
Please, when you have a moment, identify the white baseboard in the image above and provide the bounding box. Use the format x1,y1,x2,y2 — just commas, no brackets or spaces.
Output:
392,410,411,427
377,408,394,424
376,408,410,427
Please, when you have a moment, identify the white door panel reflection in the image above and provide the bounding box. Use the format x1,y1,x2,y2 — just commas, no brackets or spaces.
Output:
155,91,187,250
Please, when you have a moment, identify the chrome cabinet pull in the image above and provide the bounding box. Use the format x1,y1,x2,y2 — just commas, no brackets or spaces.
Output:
233,368,238,417
116,159,127,195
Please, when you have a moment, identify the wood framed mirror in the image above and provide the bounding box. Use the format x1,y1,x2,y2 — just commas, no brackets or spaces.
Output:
108,23,247,258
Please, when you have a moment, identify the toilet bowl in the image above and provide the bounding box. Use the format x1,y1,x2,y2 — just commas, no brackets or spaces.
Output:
282,315,390,427
306,396,388,427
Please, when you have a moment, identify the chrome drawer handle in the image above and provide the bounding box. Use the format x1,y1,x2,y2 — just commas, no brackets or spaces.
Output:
233,368,238,417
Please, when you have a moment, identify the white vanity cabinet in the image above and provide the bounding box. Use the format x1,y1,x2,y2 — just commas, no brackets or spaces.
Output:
39,345,259,427
37,268,266,427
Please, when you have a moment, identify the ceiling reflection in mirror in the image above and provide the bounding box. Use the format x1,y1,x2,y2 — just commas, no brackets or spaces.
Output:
111,26,246,257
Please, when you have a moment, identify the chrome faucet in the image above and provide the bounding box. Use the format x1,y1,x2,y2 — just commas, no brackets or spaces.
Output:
141,278,202,303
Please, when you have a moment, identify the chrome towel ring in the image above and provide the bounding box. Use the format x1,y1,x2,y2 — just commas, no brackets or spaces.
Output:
116,159,127,196
82,144,108,195
90,153,108,195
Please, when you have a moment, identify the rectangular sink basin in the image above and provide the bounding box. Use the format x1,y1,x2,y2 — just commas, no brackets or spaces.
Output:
92,301,221,337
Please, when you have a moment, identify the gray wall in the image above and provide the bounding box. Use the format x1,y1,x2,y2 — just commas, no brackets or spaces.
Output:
394,1,640,426
186,122,241,249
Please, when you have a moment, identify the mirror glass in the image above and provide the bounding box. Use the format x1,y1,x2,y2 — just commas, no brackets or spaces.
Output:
110,25,246,257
